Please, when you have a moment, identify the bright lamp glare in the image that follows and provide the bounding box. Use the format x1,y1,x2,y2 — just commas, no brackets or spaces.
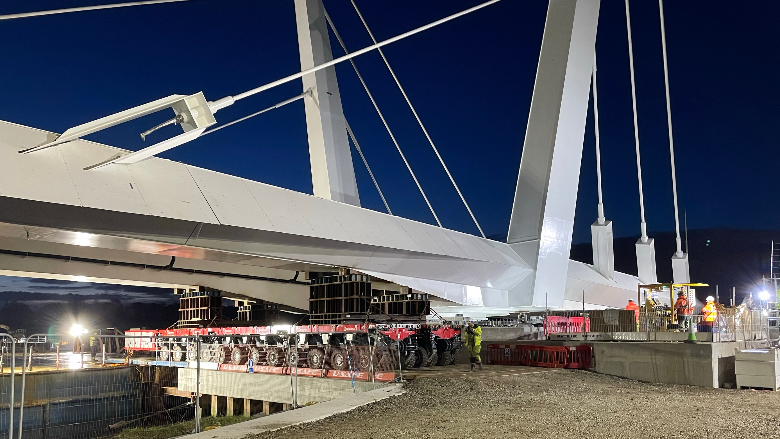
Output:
759,291,770,301
70,324,86,337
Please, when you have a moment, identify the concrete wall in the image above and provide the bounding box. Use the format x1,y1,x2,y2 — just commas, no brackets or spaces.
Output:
178,369,380,406
476,336,745,389
590,342,739,388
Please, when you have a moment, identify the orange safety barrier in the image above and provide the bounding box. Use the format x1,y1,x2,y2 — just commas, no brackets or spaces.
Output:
543,316,591,336
486,344,522,365
517,345,569,368
510,344,593,370
564,345,593,369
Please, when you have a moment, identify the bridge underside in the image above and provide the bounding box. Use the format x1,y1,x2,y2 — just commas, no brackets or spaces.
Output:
0,120,637,314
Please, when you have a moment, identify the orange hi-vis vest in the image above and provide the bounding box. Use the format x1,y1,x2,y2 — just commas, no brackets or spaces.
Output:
703,302,717,322
626,301,639,322
675,297,691,315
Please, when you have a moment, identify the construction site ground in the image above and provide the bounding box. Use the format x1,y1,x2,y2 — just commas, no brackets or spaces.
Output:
248,364,780,439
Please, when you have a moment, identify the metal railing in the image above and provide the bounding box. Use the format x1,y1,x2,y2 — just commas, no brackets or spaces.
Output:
543,308,770,344
0,329,409,439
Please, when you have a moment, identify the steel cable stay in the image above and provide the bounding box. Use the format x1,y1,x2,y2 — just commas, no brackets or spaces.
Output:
349,0,486,238
199,91,310,138
344,120,393,216
625,0,649,242
323,8,438,225
0,0,195,20
190,87,395,218
658,0,684,257
22,0,503,175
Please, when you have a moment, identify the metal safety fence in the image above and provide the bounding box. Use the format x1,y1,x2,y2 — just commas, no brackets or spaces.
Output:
0,329,410,439
543,308,770,343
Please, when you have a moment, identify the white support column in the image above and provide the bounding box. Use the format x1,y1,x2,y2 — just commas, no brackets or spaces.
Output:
295,0,360,206
507,0,600,307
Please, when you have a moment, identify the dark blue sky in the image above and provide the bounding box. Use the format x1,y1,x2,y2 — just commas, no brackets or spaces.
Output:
1,0,777,244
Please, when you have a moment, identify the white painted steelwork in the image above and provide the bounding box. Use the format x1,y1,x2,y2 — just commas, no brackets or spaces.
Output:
507,0,601,307
295,0,360,206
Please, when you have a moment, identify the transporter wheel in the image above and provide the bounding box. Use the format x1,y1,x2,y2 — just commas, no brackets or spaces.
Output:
187,344,198,362
287,349,300,367
355,348,376,372
401,351,417,370
414,347,428,368
424,348,438,367
158,345,170,362
249,347,262,365
204,344,219,363
231,346,247,365
172,344,184,362
377,350,397,372
265,347,282,366
330,349,348,370
217,347,230,364
449,349,459,365
436,350,452,366
307,348,326,369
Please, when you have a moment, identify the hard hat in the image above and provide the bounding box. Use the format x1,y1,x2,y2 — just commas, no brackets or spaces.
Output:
677,291,685,296
706,296,715,302
628,299,634,302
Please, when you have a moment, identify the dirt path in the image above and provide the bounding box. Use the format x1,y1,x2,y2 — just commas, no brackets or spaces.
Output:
248,364,780,439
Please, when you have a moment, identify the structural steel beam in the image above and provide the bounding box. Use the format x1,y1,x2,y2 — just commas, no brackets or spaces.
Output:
507,0,600,307
295,0,360,206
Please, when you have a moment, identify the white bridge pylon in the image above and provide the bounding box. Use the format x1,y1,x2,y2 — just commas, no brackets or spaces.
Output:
0,0,641,313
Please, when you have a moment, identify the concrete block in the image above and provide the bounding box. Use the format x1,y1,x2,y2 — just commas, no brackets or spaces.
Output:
736,349,780,363
736,360,780,377
211,395,218,417
737,374,780,390
590,342,738,388
178,368,380,406
227,397,234,416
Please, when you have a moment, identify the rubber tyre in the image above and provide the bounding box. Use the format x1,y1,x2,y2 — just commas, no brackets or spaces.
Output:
436,350,452,366
265,347,281,366
355,348,376,372
287,349,299,367
217,346,229,364
330,349,348,370
206,344,219,363
187,344,198,362
172,344,184,362
307,348,326,369
414,347,428,368
449,349,459,365
401,351,417,370
249,347,262,365
424,348,438,367
231,346,246,365
199,345,213,362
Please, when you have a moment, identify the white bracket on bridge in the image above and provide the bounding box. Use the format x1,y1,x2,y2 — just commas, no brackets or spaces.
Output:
19,92,222,170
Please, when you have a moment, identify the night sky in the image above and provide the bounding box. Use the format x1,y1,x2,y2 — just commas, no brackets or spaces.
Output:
0,1,777,302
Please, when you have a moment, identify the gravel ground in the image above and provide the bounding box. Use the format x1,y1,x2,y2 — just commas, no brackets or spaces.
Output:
248,365,780,439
